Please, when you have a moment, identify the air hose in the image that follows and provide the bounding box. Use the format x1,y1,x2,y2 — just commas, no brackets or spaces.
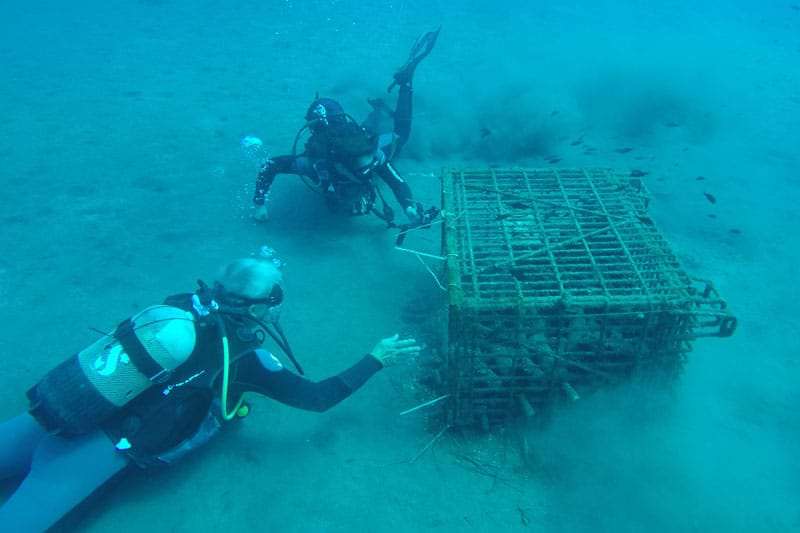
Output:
215,314,244,421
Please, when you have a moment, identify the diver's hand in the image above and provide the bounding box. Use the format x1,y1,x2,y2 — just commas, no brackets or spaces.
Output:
253,204,269,222
404,203,440,226
369,334,421,367
405,203,423,224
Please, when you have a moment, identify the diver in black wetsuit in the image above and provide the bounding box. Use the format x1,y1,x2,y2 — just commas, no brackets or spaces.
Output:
252,28,440,226
0,251,420,531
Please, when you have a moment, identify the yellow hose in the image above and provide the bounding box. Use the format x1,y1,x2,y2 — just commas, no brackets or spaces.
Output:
219,331,244,421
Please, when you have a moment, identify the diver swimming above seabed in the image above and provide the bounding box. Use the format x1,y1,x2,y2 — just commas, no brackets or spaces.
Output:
250,27,441,228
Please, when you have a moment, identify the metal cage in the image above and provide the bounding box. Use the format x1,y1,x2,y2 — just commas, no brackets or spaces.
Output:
441,168,736,429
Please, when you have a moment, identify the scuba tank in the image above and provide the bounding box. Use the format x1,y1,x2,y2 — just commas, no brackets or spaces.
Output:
27,267,302,438
27,306,197,436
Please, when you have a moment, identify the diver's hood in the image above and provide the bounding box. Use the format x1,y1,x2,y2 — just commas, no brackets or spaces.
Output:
305,97,345,122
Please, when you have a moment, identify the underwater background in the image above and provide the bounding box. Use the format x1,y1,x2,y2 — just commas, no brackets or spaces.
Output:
0,0,798,531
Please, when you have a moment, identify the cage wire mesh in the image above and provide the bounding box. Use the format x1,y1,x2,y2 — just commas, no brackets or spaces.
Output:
438,168,736,430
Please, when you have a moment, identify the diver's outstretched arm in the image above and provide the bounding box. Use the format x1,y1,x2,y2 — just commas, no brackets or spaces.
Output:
253,155,320,221
253,155,299,207
393,84,413,155
233,350,383,413
374,162,414,210
374,162,441,225
232,336,420,412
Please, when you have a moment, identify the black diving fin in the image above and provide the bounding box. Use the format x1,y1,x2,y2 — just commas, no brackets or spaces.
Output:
388,26,441,92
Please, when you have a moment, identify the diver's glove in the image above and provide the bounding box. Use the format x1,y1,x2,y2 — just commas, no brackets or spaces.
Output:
369,334,421,367
405,202,438,223
253,203,269,222
405,202,424,224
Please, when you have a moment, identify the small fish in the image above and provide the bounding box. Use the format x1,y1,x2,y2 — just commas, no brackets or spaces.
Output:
729,228,742,235
615,147,633,154
708,213,717,219
583,147,597,154
696,176,706,181
517,505,530,527
664,121,681,128
508,201,529,210
480,127,492,138
630,169,648,177
547,157,562,164
570,138,584,146
704,192,717,204
495,213,512,221
550,110,560,117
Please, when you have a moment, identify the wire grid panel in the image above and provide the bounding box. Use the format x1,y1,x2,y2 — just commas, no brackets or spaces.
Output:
445,167,693,306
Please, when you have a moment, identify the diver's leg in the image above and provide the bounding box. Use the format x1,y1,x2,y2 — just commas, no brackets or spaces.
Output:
0,430,130,531
0,413,45,481
389,26,441,91
393,84,413,156
390,28,440,155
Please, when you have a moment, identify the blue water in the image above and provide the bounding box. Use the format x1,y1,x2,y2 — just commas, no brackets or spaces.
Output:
0,1,798,531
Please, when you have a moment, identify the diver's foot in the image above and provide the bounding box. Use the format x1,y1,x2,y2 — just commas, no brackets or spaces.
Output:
389,26,441,92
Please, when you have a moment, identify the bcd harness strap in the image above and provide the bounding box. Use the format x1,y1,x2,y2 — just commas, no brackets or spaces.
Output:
114,318,170,383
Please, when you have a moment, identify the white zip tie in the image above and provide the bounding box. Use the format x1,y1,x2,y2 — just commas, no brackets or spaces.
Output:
394,246,447,261
415,252,446,292
399,394,450,416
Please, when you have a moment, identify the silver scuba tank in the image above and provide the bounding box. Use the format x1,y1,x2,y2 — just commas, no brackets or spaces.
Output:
27,305,197,435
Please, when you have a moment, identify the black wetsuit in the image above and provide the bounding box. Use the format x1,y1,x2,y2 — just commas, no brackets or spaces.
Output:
253,85,416,213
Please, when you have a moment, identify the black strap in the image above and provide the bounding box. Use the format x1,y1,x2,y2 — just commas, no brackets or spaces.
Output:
114,318,170,382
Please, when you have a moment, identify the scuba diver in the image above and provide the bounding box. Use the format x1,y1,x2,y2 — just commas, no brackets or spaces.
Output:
252,27,441,228
0,249,420,531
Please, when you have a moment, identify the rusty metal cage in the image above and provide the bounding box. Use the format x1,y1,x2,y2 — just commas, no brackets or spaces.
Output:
441,168,736,429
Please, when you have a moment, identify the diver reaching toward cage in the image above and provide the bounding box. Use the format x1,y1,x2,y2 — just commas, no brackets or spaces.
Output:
0,248,420,531
251,27,441,227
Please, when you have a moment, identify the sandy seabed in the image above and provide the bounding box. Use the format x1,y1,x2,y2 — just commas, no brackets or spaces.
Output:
1,1,798,531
